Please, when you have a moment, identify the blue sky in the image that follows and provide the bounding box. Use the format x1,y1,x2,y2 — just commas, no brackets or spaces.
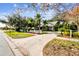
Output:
0,3,76,20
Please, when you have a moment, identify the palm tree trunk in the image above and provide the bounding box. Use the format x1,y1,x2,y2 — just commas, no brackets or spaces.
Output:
26,27,28,32
78,26,79,32
39,24,41,34
34,27,36,33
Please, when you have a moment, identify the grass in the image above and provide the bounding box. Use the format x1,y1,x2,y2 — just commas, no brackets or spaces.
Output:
43,39,79,56
5,31,33,39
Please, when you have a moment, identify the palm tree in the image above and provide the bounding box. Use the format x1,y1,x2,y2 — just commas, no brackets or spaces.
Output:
42,20,48,31
35,13,41,33
43,20,48,25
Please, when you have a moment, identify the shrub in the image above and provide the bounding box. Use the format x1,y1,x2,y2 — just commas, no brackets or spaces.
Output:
63,32,70,36
60,32,79,38
73,32,79,38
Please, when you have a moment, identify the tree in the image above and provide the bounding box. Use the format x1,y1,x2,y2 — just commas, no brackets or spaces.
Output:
0,14,27,32
42,20,48,31
35,13,41,33
69,22,77,31
26,17,34,32
53,21,60,31
63,4,79,31
10,14,24,32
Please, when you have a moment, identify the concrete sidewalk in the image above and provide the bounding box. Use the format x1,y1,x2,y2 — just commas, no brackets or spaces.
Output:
0,31,14,56
13,34,57,56
0,30,23,56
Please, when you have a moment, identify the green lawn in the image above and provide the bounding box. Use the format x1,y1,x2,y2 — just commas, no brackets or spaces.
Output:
5,31,33,39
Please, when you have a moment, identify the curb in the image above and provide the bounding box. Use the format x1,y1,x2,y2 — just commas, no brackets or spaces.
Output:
1,31,23,56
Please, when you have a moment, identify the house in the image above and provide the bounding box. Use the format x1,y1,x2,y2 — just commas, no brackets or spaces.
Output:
47,21,58,31
0,22,6,28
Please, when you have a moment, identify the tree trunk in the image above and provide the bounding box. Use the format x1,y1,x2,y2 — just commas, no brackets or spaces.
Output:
26,27,28,32
70,30,72,38
78,26,79,32
34,27,36,33
38,25,41,34
61,31,63,36
16,27,21,32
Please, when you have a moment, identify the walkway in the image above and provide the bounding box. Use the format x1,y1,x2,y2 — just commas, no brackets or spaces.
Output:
12,33,57,56
0,31,14,56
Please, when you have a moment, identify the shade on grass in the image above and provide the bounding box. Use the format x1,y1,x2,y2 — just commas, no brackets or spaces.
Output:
5,31,33,39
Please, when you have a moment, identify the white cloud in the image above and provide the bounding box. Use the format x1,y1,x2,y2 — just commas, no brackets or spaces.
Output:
0,16,7,20
0,12,9,20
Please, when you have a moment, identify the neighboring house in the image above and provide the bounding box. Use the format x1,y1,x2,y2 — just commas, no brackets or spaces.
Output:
47,21,57,30
0,22,6,28
45,20,64,31
40,20,61,31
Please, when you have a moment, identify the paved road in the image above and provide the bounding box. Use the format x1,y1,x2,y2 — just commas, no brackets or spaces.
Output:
0,31,14,56
13,33,57,56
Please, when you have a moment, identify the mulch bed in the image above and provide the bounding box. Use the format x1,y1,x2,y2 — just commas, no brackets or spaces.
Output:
43,39,79,56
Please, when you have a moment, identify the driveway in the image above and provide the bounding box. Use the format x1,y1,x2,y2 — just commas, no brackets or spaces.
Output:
12,33,57,56
0,31,14,56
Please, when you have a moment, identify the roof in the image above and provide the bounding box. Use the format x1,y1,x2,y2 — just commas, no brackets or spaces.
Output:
47,21,57,26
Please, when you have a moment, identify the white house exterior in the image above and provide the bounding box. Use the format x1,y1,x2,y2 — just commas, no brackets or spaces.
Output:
0,22,6,28
47,21,57,30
